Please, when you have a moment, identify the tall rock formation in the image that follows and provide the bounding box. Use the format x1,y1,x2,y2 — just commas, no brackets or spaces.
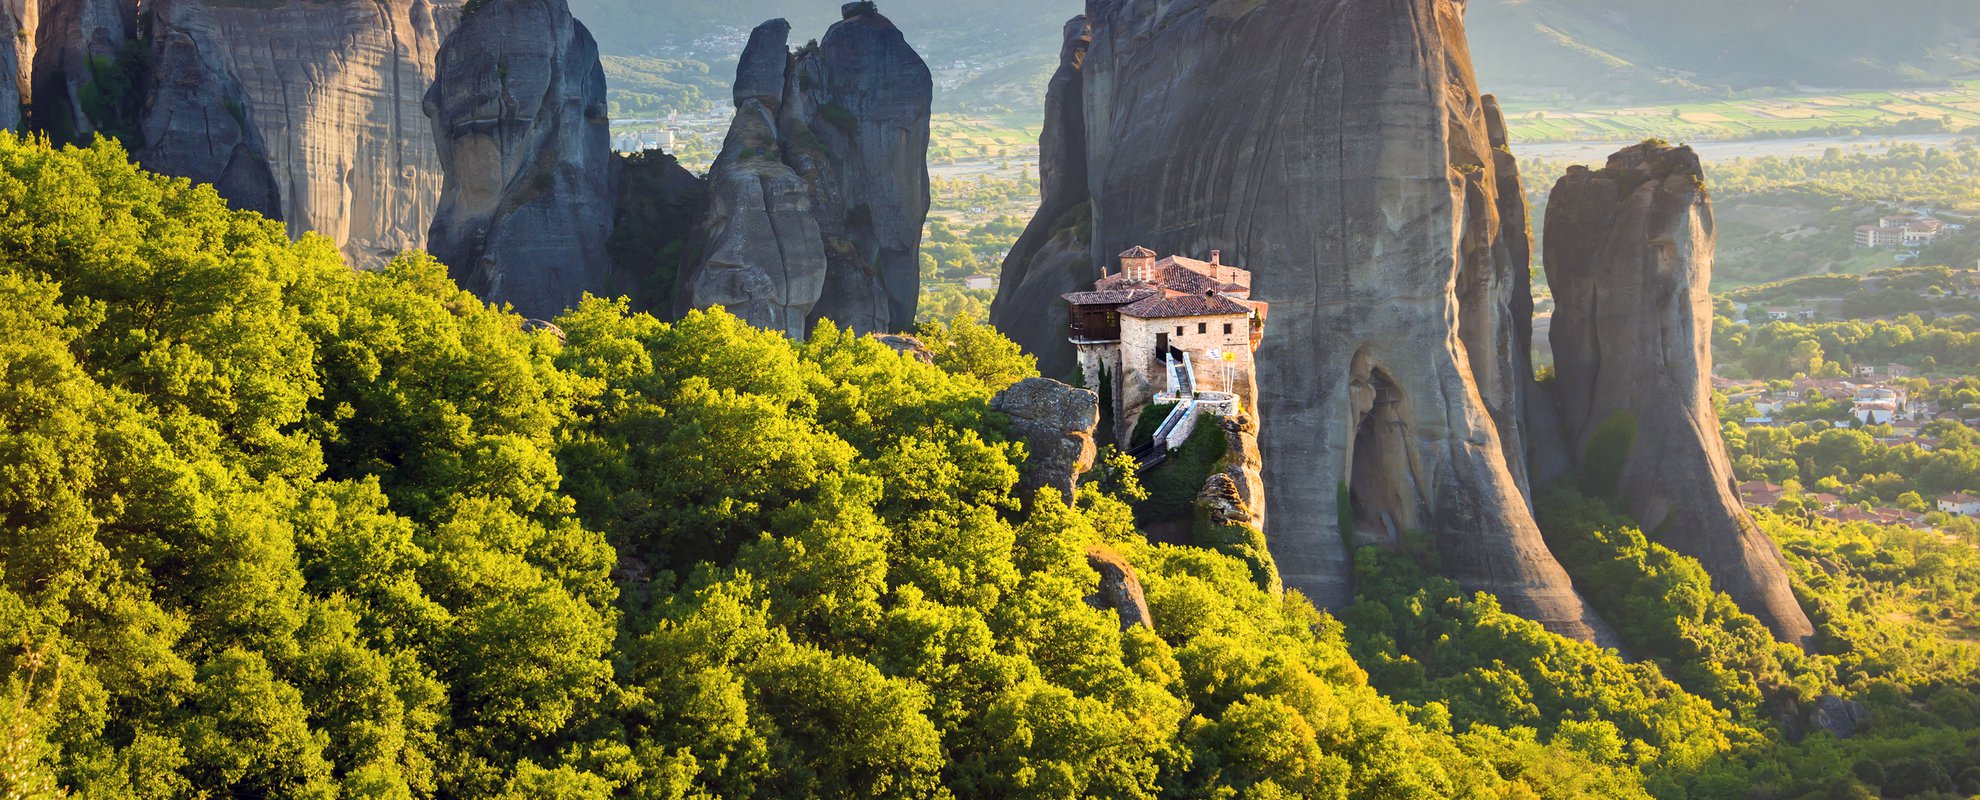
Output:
1544,142,1814,645
135,0,282,219
28,0,135,144
16,0,455,263
786,3,932,332
1,0,23,132
988,16,1090,381
196,0,458,267
677,4,932,336
425,0,613,320
995,0,1616,644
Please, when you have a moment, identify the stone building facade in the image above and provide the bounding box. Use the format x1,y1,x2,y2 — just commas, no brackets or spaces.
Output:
1064,246,1267,439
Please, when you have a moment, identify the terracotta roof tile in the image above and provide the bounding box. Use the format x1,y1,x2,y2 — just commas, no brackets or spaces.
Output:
1119,293,1252,319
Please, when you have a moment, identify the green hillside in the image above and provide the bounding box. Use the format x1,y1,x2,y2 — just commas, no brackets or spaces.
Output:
7,133,1980,799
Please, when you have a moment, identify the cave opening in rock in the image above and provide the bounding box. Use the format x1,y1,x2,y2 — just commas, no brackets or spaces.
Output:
1348,367,1414,549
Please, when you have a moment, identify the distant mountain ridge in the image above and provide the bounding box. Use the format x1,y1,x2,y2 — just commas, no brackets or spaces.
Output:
1460,0,1980,101
573,0,1980,108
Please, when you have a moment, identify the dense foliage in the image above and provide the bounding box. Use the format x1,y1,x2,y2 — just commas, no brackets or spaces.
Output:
5,135,1980,799
0,135,1597,798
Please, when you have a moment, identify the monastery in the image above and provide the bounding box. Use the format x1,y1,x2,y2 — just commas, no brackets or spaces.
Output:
1063,247,1268,452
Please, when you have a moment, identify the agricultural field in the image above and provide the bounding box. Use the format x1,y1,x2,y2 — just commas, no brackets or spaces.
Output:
1501,81,1980,143
928,113,1043,168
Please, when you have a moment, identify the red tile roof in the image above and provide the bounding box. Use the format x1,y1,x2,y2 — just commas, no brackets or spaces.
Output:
1119,293,1252,319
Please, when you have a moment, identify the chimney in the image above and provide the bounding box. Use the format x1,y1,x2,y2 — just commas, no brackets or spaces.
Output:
1210,249,1222,265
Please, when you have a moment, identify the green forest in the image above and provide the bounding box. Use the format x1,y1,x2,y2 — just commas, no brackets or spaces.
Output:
2,136,1979,798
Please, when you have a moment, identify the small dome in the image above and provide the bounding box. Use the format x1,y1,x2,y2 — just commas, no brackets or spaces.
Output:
1120,245,1157,259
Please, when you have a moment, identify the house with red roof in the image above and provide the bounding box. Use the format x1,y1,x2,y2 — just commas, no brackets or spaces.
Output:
1064,246,1269,432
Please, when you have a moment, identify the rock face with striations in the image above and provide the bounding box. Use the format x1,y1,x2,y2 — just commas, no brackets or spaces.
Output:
17,0,458,263
28,0,134,143
195,0,458,267
994,0,1617,644
988,16,1091,381
135,0,283,220
425,0,612,320
677,4,931,336
1544,142,1814,645
1,0,23,132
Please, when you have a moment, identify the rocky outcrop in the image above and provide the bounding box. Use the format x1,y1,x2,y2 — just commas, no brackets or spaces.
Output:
28,0,135,144
991,377,1099,506
1776,693,1868,743
18,0,457,262
197,0,458,268
993,0,1615,644
1544,142,1814,645
1,0,23,132
873,332,934,364
733,18,790,110
680,95,829,338
1486,97,1572,487
605,149,705,311
425,0,613,320
1083,546,1152,630
135,0,282,219
988,16,1090,381
677,5,932,336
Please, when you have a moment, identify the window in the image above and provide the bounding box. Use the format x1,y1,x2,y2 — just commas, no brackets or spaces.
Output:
1224,323,1233,335
1175,326,1184,337
1197,322,1207,334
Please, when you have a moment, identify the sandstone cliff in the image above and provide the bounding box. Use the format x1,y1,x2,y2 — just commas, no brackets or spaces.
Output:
1,0,23,132
28,0,134,144
136,0,282,220
988,16,1090,381
425,0,613,320
677,4,932,336
198,0,458,267
17,0,454,264
1544,142,1814,645
995,0,1616,644
605,149,706,313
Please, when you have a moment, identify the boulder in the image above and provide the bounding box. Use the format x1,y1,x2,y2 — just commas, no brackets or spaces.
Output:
994,0,1616,644
991,377,1099,505
873,332,934,364
134,0,282,220
732,18,790,110
425,0,613,320
1808,693,1868,740
1544,141,1814,646
1083,546,1152,630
